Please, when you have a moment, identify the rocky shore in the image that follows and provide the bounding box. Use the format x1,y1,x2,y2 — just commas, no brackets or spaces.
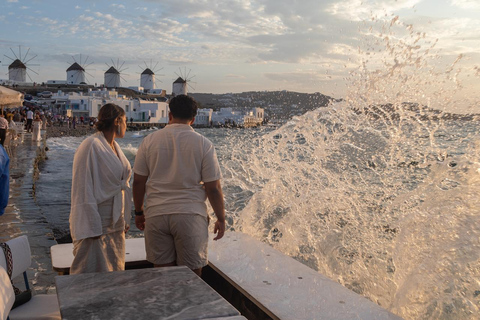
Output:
45,125,96,139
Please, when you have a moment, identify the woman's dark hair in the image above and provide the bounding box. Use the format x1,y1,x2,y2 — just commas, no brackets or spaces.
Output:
96,103,125,131
169,95,198,120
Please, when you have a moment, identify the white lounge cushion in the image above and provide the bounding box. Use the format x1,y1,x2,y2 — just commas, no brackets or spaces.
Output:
8,294,61,320
0,236,31,279
0,266,15,320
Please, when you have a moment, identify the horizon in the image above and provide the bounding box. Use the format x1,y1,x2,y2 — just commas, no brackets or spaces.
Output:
1,0,479,112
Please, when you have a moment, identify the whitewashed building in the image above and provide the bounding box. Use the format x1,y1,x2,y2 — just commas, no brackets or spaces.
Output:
211,107,264,127
66,62,86,84
193,108,213,127
52,88,169,124
8,59,27,82
172,77,187,96
140,68,155,92
104,67,121,88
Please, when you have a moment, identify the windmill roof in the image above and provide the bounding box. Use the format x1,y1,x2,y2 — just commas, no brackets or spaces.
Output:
105,66,120,74
9,59,26,69
142,68,154,75
67,62,85,72
174,77,186,84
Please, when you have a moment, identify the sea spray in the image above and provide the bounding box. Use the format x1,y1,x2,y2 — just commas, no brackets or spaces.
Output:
222,17,480,319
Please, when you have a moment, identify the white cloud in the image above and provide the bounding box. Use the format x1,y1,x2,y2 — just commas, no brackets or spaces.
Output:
75,6,81,10
326,0,422,22
450,0,480,9
20,6,29,10
111,4,126,9
7,0,18,2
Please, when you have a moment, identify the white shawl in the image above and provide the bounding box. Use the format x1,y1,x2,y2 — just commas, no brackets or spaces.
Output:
69,132,132,241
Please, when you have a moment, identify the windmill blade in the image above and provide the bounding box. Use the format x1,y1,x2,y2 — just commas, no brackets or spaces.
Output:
3,54,15,61
10,47,19,59
84,61,94,69
24,55,38,64
26,67,39,75
23,47,30,61
153,61,160,70
26,73,34,83
85,71,95,78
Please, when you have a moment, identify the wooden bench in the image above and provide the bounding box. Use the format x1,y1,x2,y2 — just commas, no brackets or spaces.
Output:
50,237,151,275
206,232,403,320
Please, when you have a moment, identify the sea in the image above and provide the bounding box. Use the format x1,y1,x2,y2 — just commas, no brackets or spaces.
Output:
9,18,480,319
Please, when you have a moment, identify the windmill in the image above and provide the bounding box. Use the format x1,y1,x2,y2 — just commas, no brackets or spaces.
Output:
66,54,94,85
104,58,128,88
3,46,39,83
172,67,196,96
139,60,164,92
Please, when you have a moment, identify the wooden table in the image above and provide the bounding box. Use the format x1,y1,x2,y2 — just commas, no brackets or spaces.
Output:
55,266,241,320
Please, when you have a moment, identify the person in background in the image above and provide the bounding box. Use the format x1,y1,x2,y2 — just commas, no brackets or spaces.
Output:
69,103,131,274
32,114,42,141
0,144,9,215
0,114,8,146
133,95,225,277
26,109,33,133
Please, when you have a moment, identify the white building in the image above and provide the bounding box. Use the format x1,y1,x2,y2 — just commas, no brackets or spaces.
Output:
52,88,169,124
211,107,264,127
104,67,120,88
8,59,26,82
193,109,213,127
66,62,86,85
140,68,155,92
172,77,187,96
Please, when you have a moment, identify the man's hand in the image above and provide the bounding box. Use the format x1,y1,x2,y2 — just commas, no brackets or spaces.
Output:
135,214,145,231
213,220,225,240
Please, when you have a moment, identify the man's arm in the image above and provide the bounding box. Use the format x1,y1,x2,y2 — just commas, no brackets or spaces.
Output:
132,173,148,231
204,180,225,240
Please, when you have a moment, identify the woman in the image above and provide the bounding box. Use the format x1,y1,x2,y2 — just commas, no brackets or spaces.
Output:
32,114,42,141
69,103,131,274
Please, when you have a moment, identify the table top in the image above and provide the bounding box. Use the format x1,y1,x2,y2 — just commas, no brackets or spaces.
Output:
55,266,240,320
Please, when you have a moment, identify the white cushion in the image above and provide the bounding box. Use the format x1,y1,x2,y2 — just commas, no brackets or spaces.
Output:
0,236,31,279
0,266,15,320
8,294,61,320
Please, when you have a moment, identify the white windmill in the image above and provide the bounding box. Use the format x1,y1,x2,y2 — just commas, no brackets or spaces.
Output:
172,67,196,96
104,59,128,88
66,55,93,85
3,46,39,83
139,60,164,92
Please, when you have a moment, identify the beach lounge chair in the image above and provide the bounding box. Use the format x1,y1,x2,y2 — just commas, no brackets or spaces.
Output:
0,235,60,320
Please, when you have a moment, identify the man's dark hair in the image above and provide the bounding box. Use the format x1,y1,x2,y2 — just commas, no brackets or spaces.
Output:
168,95,198,120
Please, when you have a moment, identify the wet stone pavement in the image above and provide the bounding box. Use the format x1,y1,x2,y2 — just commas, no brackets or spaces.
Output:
0,136,58,294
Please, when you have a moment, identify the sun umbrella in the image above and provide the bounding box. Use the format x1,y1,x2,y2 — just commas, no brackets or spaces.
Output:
0,86,24,112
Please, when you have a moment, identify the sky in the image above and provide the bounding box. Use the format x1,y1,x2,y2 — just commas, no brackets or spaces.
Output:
0,0,479,111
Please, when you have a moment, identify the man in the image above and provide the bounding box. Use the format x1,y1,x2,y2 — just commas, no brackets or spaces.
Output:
26,108,34,133
133,95,225,276
0,144,9,216
0,114,8,146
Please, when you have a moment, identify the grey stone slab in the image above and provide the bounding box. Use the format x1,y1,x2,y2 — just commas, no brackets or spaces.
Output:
55,266,240,320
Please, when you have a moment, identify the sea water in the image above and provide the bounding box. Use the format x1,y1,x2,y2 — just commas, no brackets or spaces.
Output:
34,18,480,319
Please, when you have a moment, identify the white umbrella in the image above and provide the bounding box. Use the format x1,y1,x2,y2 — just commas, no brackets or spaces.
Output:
0,86,24,111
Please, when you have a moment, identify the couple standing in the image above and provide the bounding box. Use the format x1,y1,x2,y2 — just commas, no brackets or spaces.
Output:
69,95,225,276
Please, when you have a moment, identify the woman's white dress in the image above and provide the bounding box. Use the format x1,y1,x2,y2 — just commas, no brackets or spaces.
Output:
32,120,42,141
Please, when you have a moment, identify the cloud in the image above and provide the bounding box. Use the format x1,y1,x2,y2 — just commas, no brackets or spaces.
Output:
450,0,480,9
20,6,29,10
225,74,246,79
75,6,81,10
111,4,126,9
7,0,18,2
